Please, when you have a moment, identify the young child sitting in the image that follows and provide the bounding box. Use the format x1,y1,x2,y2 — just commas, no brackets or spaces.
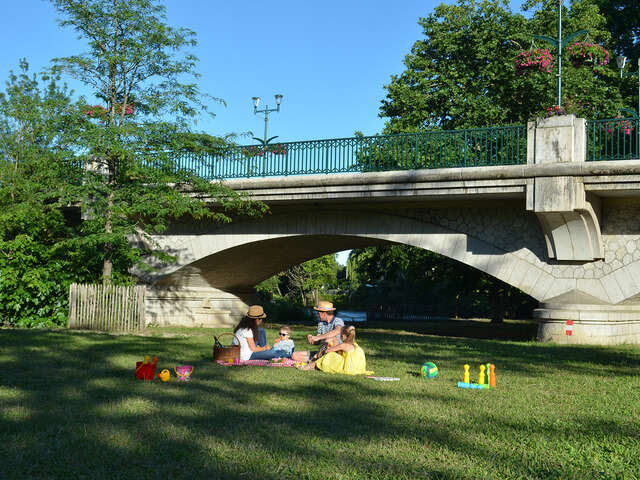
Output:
271,325,295,358
297,325,373,375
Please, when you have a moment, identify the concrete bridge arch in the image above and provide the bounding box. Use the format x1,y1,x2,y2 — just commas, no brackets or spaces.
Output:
144,116,640,344
148,209,554,300
145,206,568,329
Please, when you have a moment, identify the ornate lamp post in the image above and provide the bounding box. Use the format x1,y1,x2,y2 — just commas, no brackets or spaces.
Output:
533,0,587,108
251,94,283,147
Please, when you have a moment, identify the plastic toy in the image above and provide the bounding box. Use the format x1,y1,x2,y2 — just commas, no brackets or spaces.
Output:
157,369,171,382
135,355,158,380
174,365,194,382
457,382,488,389
420,362,438,379
457,363,497,390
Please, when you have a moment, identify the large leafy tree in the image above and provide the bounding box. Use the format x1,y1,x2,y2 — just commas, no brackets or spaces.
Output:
380,0,624,133
367,0,629,321
48,0,266,284
0,62,95,326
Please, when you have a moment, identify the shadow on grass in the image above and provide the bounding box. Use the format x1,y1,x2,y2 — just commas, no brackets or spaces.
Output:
268,317,539,342
1,328,639,479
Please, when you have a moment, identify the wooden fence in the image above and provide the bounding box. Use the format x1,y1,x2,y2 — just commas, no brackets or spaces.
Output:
68,283,146,332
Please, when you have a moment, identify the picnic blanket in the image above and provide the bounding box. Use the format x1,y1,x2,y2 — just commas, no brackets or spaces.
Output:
216,358,299,368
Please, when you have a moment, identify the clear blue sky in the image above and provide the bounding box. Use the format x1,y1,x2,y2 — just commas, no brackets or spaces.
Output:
1,0,527,144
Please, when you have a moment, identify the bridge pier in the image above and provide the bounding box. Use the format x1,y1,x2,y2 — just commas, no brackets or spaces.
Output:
145,286,255,328
535,300,640,345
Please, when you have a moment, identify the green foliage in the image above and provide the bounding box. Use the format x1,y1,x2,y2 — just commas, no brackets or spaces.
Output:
0,2,268,326
347,245,536,321
257,254,341,307
380,0,624,134
362,0,635,319
0,61,92,327
261,297,311,324
526,0,640,60
46,0,267,284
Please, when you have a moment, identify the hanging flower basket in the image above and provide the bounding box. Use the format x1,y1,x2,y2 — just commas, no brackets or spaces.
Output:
266,143,287,155
241,144,287,158
241,146,264,158
566,42,609,68
545,105,564,118
515,48,553,74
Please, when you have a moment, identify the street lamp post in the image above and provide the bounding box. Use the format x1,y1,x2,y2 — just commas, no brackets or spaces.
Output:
616,56,640,156
251,94,283,147
533,0,588,108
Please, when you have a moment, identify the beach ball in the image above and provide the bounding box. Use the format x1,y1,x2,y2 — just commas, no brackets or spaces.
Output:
421,362,438,379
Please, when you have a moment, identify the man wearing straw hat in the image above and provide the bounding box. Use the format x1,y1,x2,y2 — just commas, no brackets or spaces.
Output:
291,300,344,363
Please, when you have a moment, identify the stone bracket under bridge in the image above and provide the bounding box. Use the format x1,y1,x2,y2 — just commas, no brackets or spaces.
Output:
142,115,640,345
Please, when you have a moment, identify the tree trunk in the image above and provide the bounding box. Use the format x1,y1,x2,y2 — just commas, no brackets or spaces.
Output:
490,290,504,324
103,191,114,285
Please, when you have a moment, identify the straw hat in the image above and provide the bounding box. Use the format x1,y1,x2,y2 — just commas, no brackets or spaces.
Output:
246,305,267,319
314,300,336,312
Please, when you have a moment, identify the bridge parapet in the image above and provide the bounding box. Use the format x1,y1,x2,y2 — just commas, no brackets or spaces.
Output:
173,116,638,180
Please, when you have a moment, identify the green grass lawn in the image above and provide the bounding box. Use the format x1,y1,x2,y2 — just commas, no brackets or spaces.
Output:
1,322,639,480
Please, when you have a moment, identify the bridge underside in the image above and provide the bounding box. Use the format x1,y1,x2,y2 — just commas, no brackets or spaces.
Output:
154,234,388,291
142,197,640,344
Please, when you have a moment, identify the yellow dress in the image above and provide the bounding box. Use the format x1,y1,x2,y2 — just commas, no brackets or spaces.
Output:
315,342,373,375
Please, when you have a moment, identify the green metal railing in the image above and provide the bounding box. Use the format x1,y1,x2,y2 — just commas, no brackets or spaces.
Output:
587,117,640,161
173,125,527,180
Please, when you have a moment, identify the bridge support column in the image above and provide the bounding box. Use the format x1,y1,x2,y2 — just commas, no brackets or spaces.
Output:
526,115,603,261
534,302,640,345
145,286,257,328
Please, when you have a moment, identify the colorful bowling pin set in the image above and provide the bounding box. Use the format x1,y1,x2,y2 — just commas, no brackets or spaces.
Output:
457,363,496,389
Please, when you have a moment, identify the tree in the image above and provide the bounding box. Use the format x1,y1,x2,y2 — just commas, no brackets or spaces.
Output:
380,0,624,133
48,0,266,284
0,61,95,326
347,245,537,322
280,255,339,306
256,255,340,306
370,0,631,322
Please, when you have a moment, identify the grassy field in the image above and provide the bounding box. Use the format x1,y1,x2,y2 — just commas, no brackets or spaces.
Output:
1,321,639,480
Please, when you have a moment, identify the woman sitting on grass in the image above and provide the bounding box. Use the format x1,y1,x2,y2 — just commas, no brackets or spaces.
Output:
297,325,373,375
233,305,281,361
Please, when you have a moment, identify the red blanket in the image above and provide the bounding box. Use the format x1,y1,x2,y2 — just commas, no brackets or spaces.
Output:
216,358,298,367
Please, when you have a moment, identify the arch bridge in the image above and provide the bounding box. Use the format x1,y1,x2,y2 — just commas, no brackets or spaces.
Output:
145,116,640,345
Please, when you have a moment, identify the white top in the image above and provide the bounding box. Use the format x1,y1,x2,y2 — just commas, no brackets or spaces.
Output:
234,328,255,361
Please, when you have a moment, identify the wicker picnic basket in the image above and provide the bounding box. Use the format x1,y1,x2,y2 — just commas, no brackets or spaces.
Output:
213,332,240,362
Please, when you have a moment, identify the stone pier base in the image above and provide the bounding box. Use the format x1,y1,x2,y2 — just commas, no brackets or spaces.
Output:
145,286,258,328
534,301,640,345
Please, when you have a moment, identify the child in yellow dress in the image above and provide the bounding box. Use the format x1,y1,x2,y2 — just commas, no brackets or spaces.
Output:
298,325,373,375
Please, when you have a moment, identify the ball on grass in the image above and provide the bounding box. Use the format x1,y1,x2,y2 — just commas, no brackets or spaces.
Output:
420,362,438,379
